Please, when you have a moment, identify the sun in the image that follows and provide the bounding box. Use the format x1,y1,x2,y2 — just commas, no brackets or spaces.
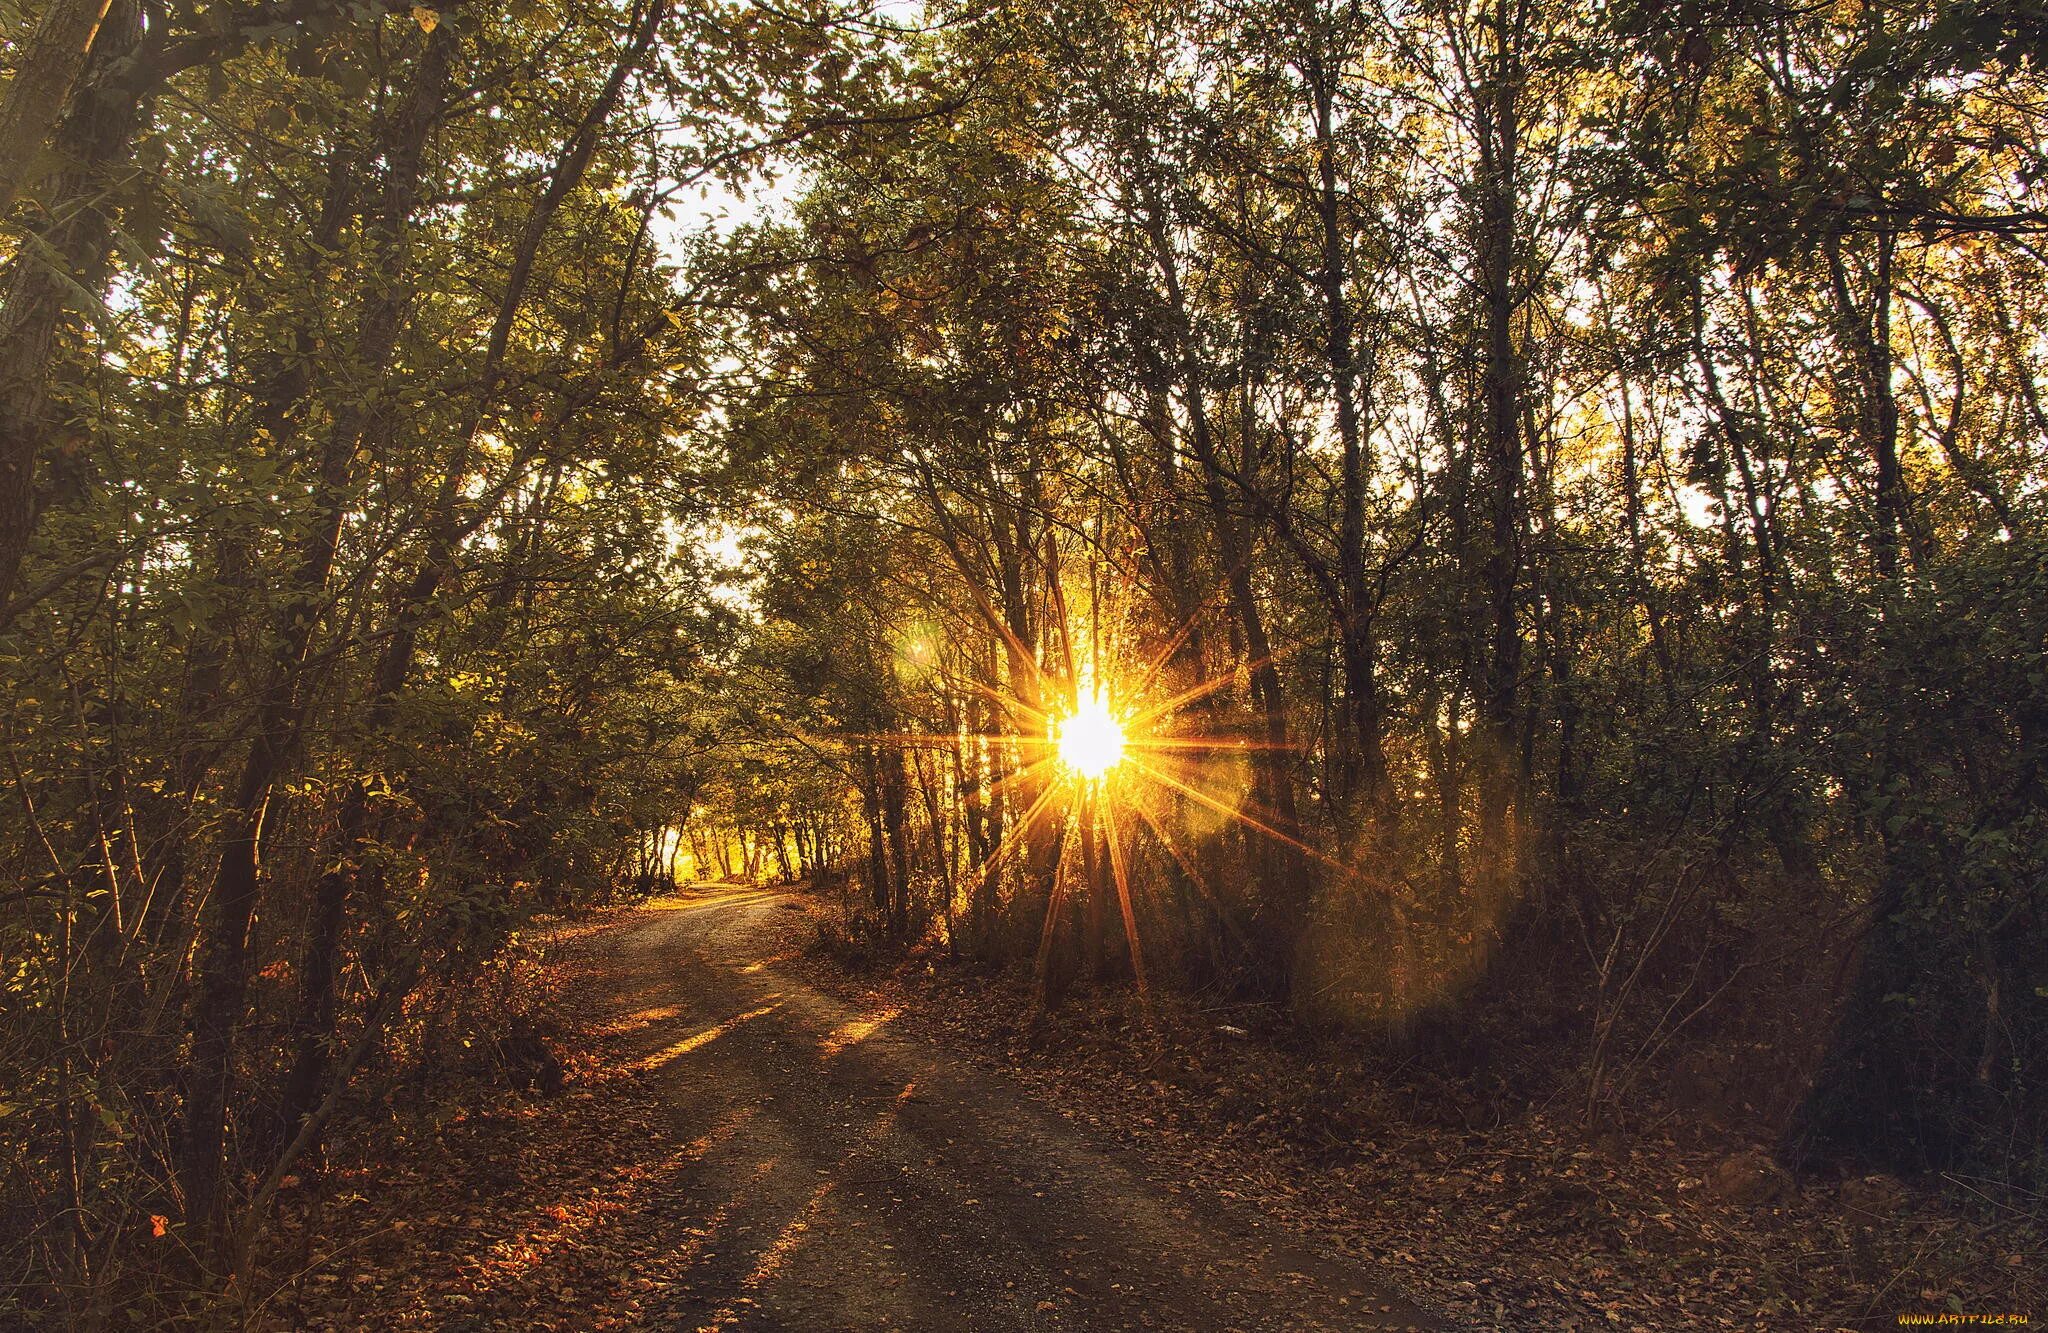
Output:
1055,693,1126,780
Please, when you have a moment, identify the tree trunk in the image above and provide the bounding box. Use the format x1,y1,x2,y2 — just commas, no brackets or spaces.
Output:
881,744,913,937
862,748,889,915
0,0,118,219
1467,8,1526,920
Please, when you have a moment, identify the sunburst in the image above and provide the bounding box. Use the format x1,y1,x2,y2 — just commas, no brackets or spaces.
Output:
831,580,1383,1008
1054,690,1126,780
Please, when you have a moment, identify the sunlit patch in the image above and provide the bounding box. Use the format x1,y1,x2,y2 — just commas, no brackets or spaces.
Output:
1055,693,1126,780
589,1004,686,1039
641,887,779,912
695,1098,909,1329
629,1001,780,1070
535,911,638,946
818,1007,900,1059
701,1179,836,1328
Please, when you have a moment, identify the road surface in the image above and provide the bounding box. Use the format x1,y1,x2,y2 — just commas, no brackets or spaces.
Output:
570,885,1448,1331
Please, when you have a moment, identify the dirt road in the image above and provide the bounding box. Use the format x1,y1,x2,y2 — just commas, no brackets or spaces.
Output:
570,886,1448,1331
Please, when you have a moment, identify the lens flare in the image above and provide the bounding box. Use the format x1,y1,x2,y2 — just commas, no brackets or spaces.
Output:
1056,694,1126,780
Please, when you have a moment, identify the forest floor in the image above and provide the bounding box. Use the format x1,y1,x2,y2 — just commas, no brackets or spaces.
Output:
256,884,1444,1330
259,884,2043,1331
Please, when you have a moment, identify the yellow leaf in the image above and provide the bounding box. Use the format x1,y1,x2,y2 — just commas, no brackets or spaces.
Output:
411,5,439,31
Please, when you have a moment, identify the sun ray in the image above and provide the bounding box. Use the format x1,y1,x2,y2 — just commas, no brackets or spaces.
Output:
809,590,1408,1004
1125,755,1376,890
1033,810,1081,998
1101,800,1147,1001
833,730,1051,751
1130,569,1236,700
1127,735,1299,753
1127,654,1277,729
971,753,1060,808
955,674,1052,727
1129,801,1249,946
961,777,1063,905
943,569,1064,717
